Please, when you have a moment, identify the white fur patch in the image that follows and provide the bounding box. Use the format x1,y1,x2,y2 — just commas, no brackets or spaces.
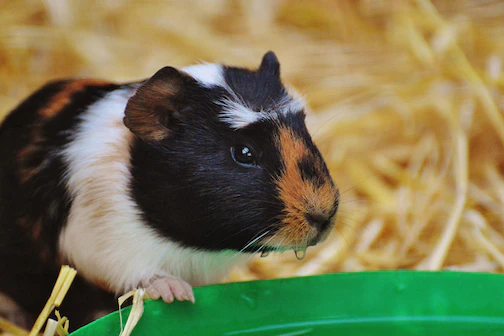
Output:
277,94,306,114
182,63,226,88
218,94,306,129
59,88,246,294
218,99,270,129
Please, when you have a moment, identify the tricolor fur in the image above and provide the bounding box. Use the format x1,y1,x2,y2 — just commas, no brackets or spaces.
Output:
59,88,241,293
0,52,339,326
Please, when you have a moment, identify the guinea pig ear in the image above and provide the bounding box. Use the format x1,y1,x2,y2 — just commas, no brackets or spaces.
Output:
259,51,280,77
124,66,191,141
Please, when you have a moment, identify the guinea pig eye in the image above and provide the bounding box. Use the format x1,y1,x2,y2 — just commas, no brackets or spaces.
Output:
231,145,257,167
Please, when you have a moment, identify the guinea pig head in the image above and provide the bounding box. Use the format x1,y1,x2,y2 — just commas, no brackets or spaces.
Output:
124,52,339,255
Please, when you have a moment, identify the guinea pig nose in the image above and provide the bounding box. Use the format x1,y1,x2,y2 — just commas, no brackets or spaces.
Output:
305,212,332,231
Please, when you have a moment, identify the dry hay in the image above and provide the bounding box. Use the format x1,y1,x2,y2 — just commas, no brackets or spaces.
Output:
1,0,504,330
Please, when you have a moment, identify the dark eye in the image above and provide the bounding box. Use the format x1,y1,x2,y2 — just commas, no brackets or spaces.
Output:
231,145,257,167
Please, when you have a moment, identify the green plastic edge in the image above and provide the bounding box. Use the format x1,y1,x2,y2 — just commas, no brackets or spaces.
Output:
69,271,504,336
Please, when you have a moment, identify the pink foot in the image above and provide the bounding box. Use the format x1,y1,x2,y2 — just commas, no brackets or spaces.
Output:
143,276,195,303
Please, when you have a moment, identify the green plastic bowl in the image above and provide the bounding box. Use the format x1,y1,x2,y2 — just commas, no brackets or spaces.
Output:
70,271,504,335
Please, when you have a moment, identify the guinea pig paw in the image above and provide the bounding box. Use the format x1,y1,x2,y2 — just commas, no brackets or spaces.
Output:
144,276,195,304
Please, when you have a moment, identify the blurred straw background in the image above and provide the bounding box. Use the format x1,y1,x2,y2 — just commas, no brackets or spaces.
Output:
1,0,504,303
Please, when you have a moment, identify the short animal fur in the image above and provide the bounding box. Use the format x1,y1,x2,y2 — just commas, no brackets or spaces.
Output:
0,52,339,327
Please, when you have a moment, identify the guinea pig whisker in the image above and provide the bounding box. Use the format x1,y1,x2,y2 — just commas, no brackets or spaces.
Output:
211,226,252,244
334,225,352,248
203,205,273,238
338,198,370,205
225,229,273,265
337,183,366,198
258,234,278,253
336,211,361,222
334,214,361,224
329,227,350,244
248,199,282,207
331,220,360,237
208,217,270,243
273,236,288,255
254,233,278,253
238,229,272,254
251,233,278,257
310,109,349,138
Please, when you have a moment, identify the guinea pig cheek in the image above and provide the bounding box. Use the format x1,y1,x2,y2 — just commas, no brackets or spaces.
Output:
268,128,338,249
274,167,337,248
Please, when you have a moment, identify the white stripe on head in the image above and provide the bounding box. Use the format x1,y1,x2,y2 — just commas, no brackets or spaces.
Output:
182,63,307,129
59,87,246,294
217,94,306,129
274,94,306,115
182,63,226,88
217,98,270,129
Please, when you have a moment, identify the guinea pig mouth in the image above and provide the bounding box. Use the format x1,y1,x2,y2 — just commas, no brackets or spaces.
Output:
312,221,334,244
240,214,336,257
244,232,327,259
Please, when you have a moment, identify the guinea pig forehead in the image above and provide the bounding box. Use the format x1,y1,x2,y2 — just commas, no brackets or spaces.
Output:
180,62,306,130
217,69,304,129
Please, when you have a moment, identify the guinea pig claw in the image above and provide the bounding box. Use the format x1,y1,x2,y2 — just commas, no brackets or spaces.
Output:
145,286,161,300
144,276,195,303
181,281,196,303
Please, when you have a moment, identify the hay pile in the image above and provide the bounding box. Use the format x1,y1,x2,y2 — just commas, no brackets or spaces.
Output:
1,0,504,305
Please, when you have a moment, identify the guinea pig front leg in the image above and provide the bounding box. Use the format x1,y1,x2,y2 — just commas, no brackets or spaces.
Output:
142,274,195,303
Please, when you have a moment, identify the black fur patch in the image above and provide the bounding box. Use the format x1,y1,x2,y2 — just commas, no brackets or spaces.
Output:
0,80,119,327
129,74,331,252
298,155,325,187
129,81,287,251
278,112,332,184
223,65,288,112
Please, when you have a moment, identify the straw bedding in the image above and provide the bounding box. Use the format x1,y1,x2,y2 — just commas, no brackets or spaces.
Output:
1,0,504,331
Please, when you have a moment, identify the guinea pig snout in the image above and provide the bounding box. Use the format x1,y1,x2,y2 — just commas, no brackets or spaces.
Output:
304,194,339,238
266,126,340,250
305,210,335,232
265,183,338,250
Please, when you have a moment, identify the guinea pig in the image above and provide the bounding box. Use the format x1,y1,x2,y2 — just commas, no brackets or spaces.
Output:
0,51,339,327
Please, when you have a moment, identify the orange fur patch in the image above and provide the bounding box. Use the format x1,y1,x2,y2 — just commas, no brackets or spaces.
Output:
18,80,112,182
270,126,338,248
17,132,47,183
38,79,111,118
